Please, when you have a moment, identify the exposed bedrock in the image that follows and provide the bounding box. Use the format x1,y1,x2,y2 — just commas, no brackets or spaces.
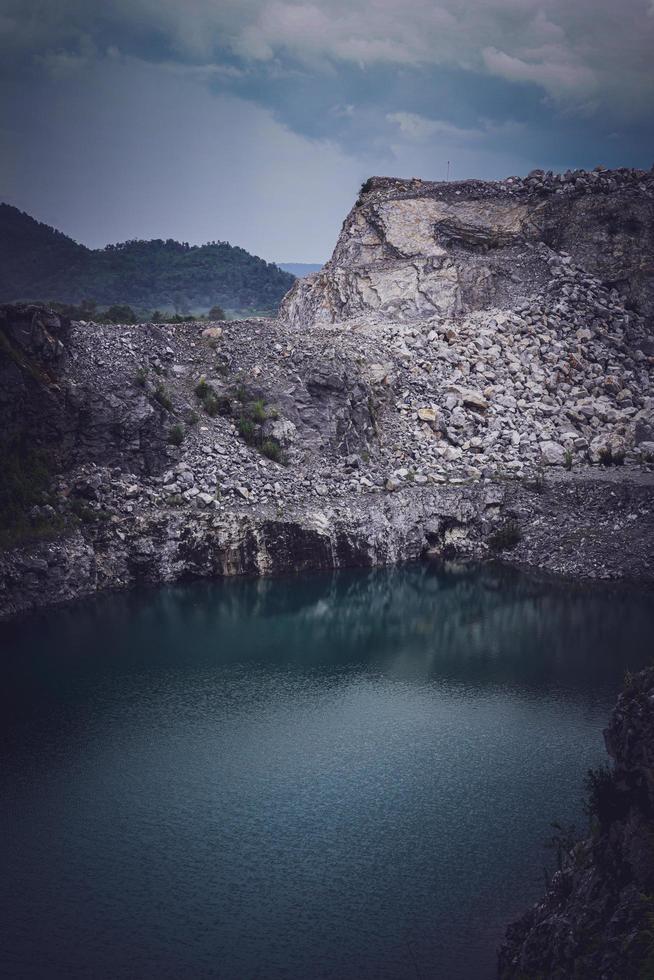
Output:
0,304,169,474
281,168,654,326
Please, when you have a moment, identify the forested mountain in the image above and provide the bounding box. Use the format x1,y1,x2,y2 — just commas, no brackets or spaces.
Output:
0,204,295,316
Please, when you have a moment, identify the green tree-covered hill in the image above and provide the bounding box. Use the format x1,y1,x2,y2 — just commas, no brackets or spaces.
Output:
0,204,295,316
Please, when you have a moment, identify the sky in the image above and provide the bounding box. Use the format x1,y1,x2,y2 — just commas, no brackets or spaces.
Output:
1,1,653,263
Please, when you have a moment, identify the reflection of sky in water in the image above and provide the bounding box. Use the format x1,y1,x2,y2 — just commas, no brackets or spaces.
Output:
1,563,652,980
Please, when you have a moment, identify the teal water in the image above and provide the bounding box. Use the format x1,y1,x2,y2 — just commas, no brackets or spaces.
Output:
1,562,652,980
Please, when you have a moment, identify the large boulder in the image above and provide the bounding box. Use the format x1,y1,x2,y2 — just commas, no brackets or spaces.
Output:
540,441,566,466
589,432,628,464
262,418,297,448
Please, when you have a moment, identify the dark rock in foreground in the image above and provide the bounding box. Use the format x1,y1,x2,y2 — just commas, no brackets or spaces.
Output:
499,666,654,979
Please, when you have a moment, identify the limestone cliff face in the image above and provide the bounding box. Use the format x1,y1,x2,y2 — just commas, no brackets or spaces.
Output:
500,666,654,979
281,169,654,326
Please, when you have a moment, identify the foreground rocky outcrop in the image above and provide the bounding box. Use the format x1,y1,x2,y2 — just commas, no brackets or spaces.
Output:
1,166,653,619
499,666,654,979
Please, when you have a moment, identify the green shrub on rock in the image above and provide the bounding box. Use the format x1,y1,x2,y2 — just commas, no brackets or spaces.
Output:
203,393,220,417
250,399,267,424
238,417,256,443
153,384,172,411
168,424,184,446
69,498,110,524
194,378,210,400
261,439,283,463
195,377,228,417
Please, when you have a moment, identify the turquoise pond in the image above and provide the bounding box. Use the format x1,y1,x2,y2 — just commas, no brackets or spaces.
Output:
1,562,653,979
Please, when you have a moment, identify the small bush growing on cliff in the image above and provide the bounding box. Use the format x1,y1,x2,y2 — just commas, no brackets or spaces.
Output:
234,398,285,462
69,498,110,524
261,439,283,463
204,393,221,417
195,377,213,413
153,384,172,411
135,367,148,387
238,417,256,443
195,377,225,417
564,449,573,471
168,424,184,446
488,520,522,552
237,398,268,438
249,399,267,424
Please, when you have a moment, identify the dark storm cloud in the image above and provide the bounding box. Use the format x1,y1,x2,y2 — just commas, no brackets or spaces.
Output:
1,0,653,260
4,0,653,111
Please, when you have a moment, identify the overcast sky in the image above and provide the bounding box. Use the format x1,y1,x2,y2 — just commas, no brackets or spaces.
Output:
1,0,653,262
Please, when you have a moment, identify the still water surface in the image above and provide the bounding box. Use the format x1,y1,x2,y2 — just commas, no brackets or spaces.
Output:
1,562,653,980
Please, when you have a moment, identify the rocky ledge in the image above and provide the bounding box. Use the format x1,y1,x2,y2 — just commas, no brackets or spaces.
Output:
500,665,654,979
1,166,653,619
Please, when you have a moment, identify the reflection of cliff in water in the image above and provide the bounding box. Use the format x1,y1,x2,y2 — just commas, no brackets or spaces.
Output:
3,563,651,707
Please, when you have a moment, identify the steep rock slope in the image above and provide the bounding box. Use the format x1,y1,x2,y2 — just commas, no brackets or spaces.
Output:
282,169,654,325
281,168,654,480
500,666,654,979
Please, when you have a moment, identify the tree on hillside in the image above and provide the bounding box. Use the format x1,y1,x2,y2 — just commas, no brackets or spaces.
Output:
101,304,137,324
